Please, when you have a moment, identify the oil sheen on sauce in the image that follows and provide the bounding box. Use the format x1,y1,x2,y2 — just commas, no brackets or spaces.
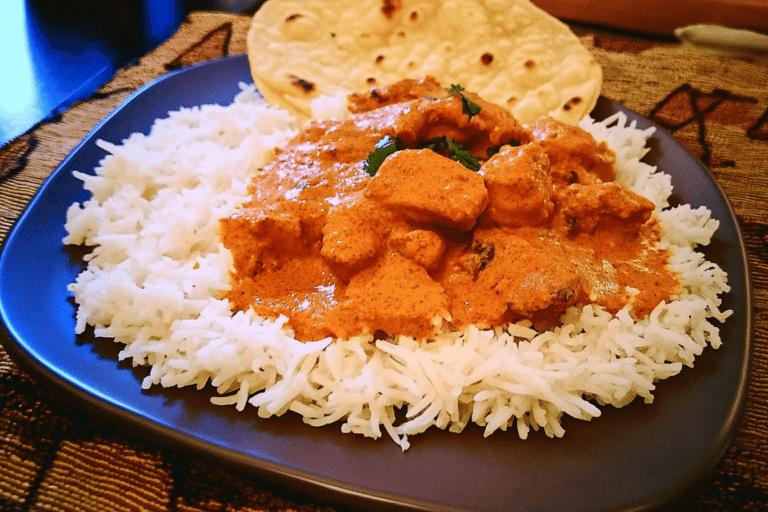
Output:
220,77,679,342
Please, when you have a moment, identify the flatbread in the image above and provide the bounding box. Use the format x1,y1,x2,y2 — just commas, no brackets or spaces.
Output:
246,0,602,125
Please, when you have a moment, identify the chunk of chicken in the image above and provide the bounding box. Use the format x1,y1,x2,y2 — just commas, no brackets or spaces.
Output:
529,118,616,186
559,181,655,234
350,77,532,161
347,76,447,114
479,141,554,228
393,94,532,159
340,252,450,339
470,229,586,318
390,228,446,270
364,149,488,231
220,208,307,276
321,193,388,281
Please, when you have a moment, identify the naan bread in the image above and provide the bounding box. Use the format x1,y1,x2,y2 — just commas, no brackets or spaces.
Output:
246,0,602,125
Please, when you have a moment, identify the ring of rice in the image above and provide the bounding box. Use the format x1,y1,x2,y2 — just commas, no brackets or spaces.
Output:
63,84,731,451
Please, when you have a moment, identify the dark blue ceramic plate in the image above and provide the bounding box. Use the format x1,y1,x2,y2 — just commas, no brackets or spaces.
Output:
0,55,752,512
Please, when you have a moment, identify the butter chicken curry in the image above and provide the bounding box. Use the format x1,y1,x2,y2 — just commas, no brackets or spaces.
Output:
220,78,679,341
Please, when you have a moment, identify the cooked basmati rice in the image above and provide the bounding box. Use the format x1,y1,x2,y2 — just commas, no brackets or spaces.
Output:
64,83,731,451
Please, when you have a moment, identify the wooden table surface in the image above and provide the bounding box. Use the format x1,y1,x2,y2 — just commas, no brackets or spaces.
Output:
1,11,766,512
532,0,768,36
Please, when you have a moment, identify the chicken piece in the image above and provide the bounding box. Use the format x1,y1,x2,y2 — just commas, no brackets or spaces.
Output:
220,208,307,276
529,117,616,186
321,193,388,281
471,229,586,319
339,252,450,339
347,76,447,114
559,181,655,234
392,94,532,159
479,141,554,228
364,149,488,230
350,78,533,161
390,228,446,270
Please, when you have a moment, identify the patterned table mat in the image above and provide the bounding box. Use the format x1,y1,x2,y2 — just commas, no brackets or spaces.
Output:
1,11,767,511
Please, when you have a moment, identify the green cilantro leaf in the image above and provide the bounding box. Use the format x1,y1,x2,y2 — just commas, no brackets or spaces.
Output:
447,84,482,121
447,139,481,171
421,137,449,153
364,135,405,176
420,136,480,172
365,134,481,176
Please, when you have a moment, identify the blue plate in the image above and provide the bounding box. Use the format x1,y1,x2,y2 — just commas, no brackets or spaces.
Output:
0,55,752,512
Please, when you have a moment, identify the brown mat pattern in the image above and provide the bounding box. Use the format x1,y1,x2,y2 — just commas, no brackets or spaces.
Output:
1,11,767,511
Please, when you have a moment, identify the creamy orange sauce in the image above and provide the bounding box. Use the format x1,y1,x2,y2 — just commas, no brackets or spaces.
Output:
220,77,679,341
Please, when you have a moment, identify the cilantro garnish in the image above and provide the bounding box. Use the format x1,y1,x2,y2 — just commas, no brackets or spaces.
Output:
446,139,481,171
447,84,482,121
364,135,404,176
421,136,481,172
364,134,482,176
420,137,449,153
486,138,521,158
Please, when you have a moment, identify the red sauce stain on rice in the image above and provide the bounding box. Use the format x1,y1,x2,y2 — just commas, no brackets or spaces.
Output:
221,77,679,341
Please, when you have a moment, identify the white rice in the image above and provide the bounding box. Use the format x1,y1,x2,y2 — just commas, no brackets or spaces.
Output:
64,84,731,451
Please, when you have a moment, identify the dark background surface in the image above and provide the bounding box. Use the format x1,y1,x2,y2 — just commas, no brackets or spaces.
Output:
0,0,265,147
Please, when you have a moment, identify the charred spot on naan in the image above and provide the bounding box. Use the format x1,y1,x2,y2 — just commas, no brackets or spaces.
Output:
562,96,583,112
289,75,316,94
381,0,402,19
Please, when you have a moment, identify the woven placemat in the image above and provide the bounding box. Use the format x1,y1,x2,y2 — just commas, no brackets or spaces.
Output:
1,11,767,511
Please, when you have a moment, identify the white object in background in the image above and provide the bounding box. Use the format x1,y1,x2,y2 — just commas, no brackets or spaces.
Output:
674,24,768,56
